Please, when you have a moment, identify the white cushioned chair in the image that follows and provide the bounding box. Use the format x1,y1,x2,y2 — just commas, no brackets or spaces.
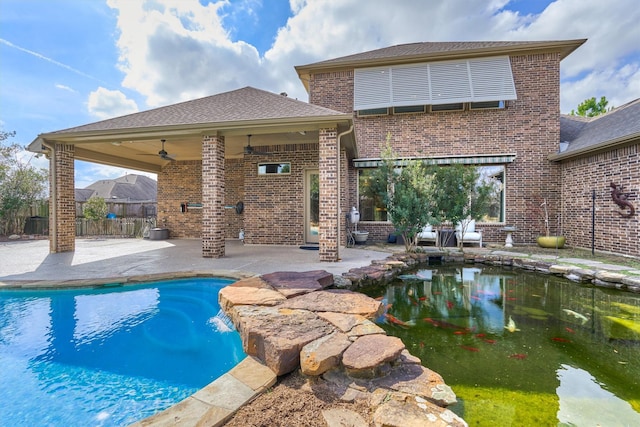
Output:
455,219,482,247
417,224,438,245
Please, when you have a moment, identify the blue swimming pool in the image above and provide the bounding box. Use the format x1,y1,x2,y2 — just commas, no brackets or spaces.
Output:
0,278,246,426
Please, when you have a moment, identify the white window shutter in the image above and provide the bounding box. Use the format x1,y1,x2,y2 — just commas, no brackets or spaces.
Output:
354,68,391,110
391,64,430,105
354,55,517,109
469,56,517,101
429,59,472,104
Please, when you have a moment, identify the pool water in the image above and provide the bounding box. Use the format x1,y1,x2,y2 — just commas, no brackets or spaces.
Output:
361,265,640,426
0,278,246,427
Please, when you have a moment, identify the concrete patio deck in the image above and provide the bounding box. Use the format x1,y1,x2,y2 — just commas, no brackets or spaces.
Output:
0,238,393,285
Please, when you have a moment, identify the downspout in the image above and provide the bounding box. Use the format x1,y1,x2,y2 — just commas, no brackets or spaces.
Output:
41,141,57,252
336,125,354,261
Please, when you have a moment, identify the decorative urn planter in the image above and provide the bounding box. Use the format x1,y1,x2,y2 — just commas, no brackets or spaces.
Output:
537,236,565,249
352,231,369,244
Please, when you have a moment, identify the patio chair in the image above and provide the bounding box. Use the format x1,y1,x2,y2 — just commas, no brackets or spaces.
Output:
417,224,438,245
455,219,482,247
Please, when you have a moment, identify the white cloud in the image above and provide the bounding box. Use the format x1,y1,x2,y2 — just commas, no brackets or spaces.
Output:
87,87,139,120
55,84,76,93
104,0,640,112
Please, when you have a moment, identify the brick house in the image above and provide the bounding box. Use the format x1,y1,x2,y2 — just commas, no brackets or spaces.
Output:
28,39,639,259
551,99,639,257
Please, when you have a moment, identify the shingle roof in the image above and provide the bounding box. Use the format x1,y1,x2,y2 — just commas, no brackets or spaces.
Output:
50,87,348,135
559,99,640,157
297,40,586,69
80,174,157,201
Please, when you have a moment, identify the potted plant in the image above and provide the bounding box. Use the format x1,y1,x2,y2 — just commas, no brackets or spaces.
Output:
530,194,565,248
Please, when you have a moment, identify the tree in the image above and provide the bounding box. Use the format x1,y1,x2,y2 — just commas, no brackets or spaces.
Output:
83,196,108,220
369,137,435,252
570,96,612,117
429,164,493,249
0,130,48,235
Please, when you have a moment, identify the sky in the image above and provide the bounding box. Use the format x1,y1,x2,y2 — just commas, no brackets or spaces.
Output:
1,0,639,189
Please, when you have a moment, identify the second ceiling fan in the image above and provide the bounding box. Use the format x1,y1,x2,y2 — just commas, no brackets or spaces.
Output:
242,135,270,155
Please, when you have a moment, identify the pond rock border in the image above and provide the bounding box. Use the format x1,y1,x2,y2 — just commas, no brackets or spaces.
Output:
219,269,467,427
340,250,640,293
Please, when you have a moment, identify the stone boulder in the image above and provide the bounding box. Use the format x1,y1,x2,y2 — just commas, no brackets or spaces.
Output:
372,394,467,427
261,270,334,297
342,334,405,378
370,363,457,407
318,312,385,338
300,331,352,376
218,285,286,313
280,289,383,318
231,305,334,375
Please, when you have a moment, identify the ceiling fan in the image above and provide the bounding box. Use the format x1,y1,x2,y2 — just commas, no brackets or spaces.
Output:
241,135,270,155
138,139,176,161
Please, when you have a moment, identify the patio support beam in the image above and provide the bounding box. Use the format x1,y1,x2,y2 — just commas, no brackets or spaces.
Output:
202,134,225,258
319,127,339,261
49,142,76,253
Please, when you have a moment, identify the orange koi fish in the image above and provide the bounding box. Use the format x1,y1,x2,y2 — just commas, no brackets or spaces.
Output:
565,327,575,334
509,353,527,359
385,313,415,327
460,345,480,352
482,339,496,344
552,337,572,343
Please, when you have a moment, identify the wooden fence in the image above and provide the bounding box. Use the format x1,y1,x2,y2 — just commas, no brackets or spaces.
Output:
19,217,154,238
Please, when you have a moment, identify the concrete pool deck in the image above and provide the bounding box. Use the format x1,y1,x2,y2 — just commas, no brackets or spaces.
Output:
0,238,393,285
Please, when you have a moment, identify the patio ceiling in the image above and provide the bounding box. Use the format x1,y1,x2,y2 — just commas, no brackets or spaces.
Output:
56,127,330,173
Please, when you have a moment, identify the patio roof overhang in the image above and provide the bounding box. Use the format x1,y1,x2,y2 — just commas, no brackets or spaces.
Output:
29,115,356,173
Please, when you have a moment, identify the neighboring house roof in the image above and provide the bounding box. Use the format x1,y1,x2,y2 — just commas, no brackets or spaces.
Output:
75,188,95,203
75,174,157,202
551,98,640,160
296,39,586,92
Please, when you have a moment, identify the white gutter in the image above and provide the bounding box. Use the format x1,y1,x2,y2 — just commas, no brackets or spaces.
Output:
336,125,354,261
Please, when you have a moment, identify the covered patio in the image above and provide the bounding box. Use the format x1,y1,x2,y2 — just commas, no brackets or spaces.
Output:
29,87,356,262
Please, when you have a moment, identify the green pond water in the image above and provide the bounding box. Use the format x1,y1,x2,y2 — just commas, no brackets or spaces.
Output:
361,264,640,426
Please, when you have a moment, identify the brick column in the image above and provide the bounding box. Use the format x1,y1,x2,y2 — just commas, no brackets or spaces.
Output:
319,127,338,261
50,143,75,253
202,135,225,258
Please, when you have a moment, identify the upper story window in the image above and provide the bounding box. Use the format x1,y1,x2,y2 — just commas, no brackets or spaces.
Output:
354,56,517,111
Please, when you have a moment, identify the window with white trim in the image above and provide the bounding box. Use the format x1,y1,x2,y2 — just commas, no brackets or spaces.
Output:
357,163,506,223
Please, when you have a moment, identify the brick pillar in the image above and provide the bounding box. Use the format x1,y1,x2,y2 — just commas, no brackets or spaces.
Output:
202,135,225,258
319,127,338,261
50,143,75,253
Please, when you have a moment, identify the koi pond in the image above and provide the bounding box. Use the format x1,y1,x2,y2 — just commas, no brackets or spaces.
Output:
361,265,640,426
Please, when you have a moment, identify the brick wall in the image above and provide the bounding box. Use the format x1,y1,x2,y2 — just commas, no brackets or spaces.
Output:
560,143,639,257
309,53,563,246
157,160,203,238
242,143,320,246
225,158,244,239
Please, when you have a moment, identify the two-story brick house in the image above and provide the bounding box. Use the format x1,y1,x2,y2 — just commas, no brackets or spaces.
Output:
32,38,637,260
